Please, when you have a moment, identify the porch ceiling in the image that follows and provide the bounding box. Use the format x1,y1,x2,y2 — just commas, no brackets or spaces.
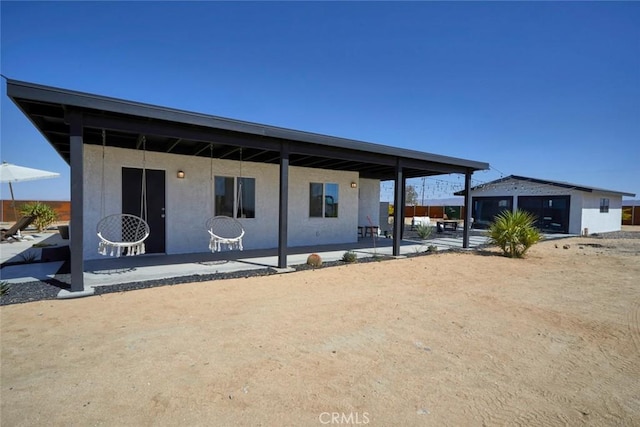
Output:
7,79,489,180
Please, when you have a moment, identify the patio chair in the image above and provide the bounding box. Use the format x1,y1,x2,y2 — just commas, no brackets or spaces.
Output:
1,215,35,242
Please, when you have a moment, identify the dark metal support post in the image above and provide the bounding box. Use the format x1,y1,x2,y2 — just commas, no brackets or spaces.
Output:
462,169,472,249
278,142,289,268
392,158,404,256
400,175,406,240
68,112,85,292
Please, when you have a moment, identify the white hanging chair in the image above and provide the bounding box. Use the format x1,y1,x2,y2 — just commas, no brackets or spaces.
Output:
206,216,245,252
97,213,150,257
96,131,151,257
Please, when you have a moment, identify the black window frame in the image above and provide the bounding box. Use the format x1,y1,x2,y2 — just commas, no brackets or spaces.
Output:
214,175,256,219
309,182,339,218
471,196,514,229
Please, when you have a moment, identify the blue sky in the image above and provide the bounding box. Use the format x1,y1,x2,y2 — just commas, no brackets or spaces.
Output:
1,1,638,203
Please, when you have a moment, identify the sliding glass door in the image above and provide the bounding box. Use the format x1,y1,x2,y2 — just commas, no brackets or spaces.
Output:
472,196,513,229
518,196,570,233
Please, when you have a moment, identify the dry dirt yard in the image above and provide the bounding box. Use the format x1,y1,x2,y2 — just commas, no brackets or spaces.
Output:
2,230,639,426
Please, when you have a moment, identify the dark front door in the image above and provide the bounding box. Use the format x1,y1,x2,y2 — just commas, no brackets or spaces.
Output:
122,167,166,254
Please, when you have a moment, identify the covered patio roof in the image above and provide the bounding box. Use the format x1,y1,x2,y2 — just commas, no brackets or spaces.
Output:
6,78,489,294
7,79,488,180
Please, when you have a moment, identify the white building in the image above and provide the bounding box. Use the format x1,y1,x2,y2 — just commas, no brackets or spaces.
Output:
7,79,488,293
464,175,635,234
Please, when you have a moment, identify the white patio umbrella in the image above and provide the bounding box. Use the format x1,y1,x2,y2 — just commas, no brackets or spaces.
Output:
1,161,60,223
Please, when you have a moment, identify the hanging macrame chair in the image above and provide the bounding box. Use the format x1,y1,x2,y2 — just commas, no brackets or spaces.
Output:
205,145,245,252
206,216,245,252
96,131,151,257
97,213,150,256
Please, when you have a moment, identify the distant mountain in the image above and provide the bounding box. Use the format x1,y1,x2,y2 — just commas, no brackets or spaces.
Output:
623,199,640,206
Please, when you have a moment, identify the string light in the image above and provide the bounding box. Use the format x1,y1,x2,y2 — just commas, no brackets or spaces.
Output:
380,167,580,204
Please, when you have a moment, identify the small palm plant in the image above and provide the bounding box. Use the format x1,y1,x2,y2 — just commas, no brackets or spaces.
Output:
488,210,541,258
20,202,58,232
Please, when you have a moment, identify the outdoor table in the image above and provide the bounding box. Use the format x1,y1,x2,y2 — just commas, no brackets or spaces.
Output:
436,220,459,232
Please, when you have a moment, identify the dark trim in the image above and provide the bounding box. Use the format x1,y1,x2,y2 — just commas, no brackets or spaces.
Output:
278,142,289,268
462,170,472,248
82,113,283,153
7,78,490,173
68,111,84,292
393,159,404,256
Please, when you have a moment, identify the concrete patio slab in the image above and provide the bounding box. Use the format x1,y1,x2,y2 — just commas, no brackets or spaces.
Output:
5,230,581,294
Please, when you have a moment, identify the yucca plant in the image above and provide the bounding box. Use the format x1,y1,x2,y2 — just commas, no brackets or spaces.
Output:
0,281,10,296
488,210,541,258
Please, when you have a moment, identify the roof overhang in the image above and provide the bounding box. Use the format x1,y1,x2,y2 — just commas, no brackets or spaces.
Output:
7,79,489,180
455,175,635,197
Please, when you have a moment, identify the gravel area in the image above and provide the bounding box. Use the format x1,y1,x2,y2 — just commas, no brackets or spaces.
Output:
589,230,640,239
0,280,68,306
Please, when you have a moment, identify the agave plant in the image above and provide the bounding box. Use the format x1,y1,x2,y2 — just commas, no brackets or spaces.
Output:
488,210,541,258
414,223,433,240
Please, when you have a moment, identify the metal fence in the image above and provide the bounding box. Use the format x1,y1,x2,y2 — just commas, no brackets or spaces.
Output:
622,205,640,226
1,200,70,223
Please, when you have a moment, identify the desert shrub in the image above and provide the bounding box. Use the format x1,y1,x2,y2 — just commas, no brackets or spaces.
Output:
20,202,58,232
0,281,10,296
415,223,433,240
427,245,438,253
488,210,541,258
342,251,358,263
306,253,322,268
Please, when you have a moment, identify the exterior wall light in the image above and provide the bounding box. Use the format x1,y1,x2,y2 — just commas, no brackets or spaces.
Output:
351,182,358,188
177,170,185,179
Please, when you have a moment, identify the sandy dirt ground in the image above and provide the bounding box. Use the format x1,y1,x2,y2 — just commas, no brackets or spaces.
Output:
2,231,639,426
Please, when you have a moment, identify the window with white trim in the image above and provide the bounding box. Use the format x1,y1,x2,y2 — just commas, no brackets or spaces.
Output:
599,198,609,213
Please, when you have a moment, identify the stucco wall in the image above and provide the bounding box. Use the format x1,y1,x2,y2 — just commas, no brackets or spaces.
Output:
83,145,363,259
580,193,623,234
357,178,381,227
286,167,360,247
566,193,584,235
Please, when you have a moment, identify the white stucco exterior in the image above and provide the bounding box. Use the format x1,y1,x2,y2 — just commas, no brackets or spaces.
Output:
357,178,381,228
469,177,626,235
579,193,624,235
83,145,374,260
